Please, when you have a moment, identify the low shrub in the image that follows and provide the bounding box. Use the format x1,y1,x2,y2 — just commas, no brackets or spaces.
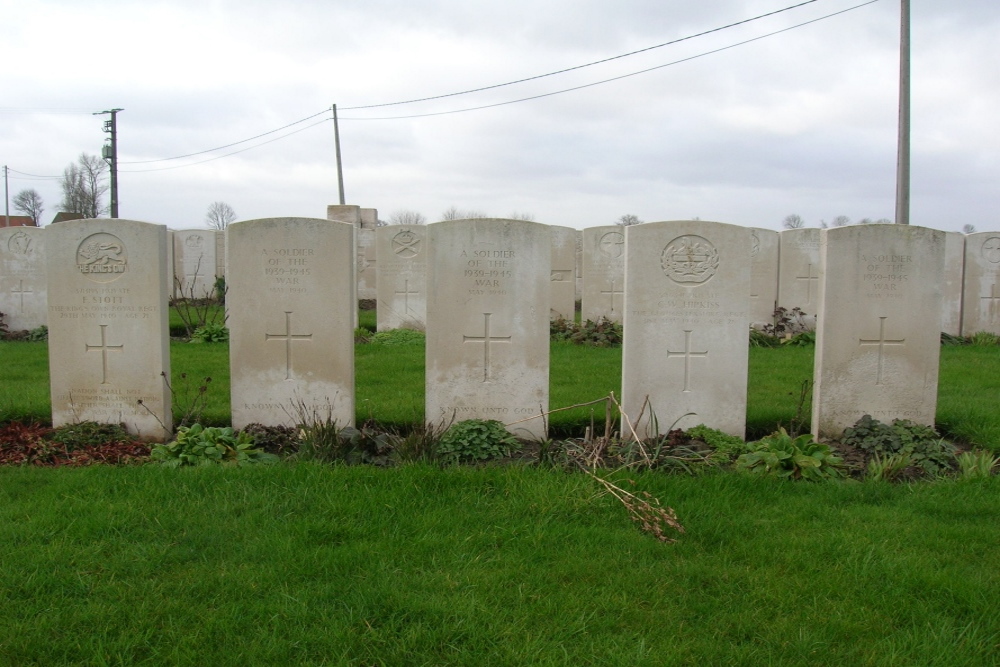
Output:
151,424,278,467
436,419,520,465
550,317,623,347
738,428,844,481
842,415,956,476
368,328,425,346
191,322,229,343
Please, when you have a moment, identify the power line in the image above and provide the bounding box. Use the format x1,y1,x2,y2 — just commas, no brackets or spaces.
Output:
7,168,62,180
340,0,880,121
340,0,824,111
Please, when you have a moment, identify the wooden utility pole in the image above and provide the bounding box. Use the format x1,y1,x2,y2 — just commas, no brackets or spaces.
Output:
333,104,345,205
895,0,910,225
96,108,123,218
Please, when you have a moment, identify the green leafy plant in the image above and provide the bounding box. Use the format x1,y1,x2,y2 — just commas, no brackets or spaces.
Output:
0,311,8,339
842,415,956,476
967,331,1000,346
749,328,781,348
940,332,967,346
761,306,810,338
956,450,999,480
151,424,278,467
26,325,48,342
436,419,521,465
685,424,751,464
241,423,300,456
866,452,913,482
782,331,816,346
191,322,229,343
48,421,132,450
368,328,425,346
737,428,844,480
550,317,623,347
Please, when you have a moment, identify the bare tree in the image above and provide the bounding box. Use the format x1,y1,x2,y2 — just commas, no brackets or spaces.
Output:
507,211,535,221
440,206,489,221
855,218,874,225
12,189,44,225
874,218,893,225
962,224,977,234
831,215,851,227
389,209,427,226
59,153,108,218
615,214,643,226
205,201,237,230
782,214,806,229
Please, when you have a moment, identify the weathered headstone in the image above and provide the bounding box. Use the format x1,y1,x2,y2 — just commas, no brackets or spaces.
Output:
360,208,379,230
356,228,377,301
228,218,355,429
46,219,171,440
960,231,1000,335
550,225,577,321
941,231,965,336
376,225,427,331
777,228,821,328
173,229,219,299
582,225,625,323
326,205,361,226
749,228,779,329
0,226,47,331
426,219,550,439
621,221,751,438
214,230,226,280
812,225,944,439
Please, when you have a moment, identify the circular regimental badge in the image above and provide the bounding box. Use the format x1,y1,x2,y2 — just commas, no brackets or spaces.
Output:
982,237,1000,264
77,233,128,283
392,230,421,258
661,235,719,285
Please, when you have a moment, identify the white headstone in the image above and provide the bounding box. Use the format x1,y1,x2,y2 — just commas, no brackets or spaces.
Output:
173,229,219,299
376,225,427,331
812,225,944,439
550,225,577,321
582,225,625,323
228,218,355,429
0,226,47,331
326,205,361,226
749,228,779,329
46,219,172,441
941,231,965,337
356,228,377,301
621,221,751,438
960,231,1000,335
777,228,821,328
425,219,550,439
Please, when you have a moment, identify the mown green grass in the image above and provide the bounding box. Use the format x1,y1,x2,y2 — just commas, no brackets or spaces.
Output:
0,464,998,665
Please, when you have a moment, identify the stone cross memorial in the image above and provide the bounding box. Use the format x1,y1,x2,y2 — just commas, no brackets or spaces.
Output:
621,221,751,438
777,228,821,329
812,225,944,439
46,219,171,440
376,225,427,331
582,225,626,323
228,218,355,429
961,231,1000,335
425,219,550,439
550,225,577,321
0,226,47,331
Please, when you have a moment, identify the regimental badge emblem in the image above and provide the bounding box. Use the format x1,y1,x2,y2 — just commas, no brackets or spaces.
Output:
982,237,1000,264
185,234,205,249
598,232,625,259
77,233,128,283
661,235,719,285
392,230,420,258
750,230,761,258
7,231,33,255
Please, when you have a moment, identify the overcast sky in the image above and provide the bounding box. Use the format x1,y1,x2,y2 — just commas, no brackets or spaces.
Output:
2,0,997,232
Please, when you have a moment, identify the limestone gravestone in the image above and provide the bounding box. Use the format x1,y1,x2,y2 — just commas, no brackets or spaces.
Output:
0,226,47,331
356,228,377,301
425,219,550,439
941,232,965,336
621,221,751,438
326,205,361,226
777,228,821,328
960,231,1000,335
550,225,577,321
228,218,355,429
46,219,171,440
214,230,226,280
376,225,427,331
812,225,944,439
749,228,779,329
173,229,219,299
582,225,626,323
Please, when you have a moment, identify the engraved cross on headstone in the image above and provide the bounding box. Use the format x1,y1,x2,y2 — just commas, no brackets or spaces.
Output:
394,280,419,315
859,316,905,386
85,324,124,385
463,312,511,383
665,330,708,393
795,263,819,305
265,311,313,381
600,280,624,314
11,280,32,312
982,283,1000,322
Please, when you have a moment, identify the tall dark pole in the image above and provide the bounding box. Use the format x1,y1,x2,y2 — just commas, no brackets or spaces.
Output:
895,0,910,225
333,104,345,205
96,108,123,218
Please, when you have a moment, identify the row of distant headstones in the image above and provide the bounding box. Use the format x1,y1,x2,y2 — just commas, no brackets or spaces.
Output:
5,218,992,446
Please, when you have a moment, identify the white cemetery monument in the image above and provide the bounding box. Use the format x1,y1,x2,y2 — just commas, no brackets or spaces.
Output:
621,221,751,438
777,228,821,328
960,231,1000,336
581,225,626,323
812,225,944,440
173,229,220,299
550,225,577,321
425,219,550,439
941,232,965,337
46,219,172,441
228,218,355,429
356,228,377,301
376,225,427,331
0,226,47,331
748,228,779,329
